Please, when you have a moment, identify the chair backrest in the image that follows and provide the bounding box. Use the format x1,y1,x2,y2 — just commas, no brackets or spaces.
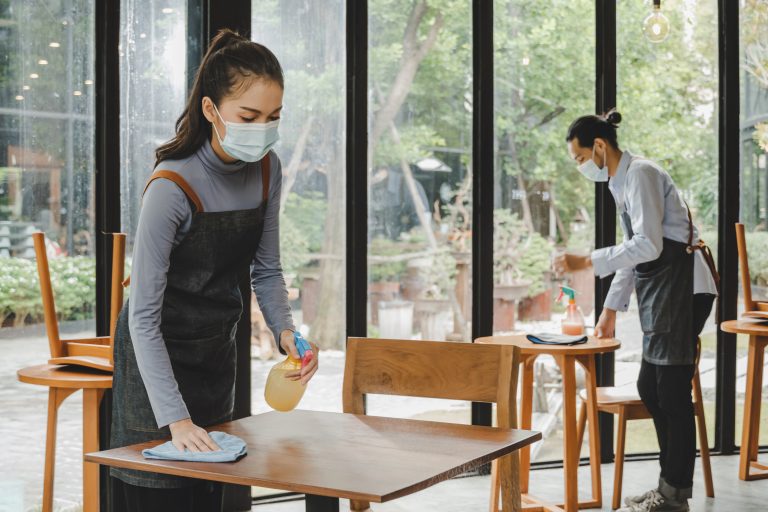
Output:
736,223,755,311
33,232,126,361
343,337,520,429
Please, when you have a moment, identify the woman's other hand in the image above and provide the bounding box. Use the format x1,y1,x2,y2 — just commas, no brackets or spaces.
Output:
280,329,319,385
169,418,220,452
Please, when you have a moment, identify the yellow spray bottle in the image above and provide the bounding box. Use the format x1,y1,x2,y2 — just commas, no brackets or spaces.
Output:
264,332,313,412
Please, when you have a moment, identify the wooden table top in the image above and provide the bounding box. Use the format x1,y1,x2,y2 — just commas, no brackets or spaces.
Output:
475,334,620,356
17,364,112,389
721,319,768,336
86,410,541,503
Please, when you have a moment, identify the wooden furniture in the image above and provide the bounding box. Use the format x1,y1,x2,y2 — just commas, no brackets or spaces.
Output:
33,231,126,372
85,410,541,512
721,319,768,480
736,223,768,319
18,364,112,512
574,338,714,509
343,337,522,512
476,335,621,512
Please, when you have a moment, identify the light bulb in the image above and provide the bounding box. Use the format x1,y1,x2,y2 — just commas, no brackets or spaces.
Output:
643,5,670,43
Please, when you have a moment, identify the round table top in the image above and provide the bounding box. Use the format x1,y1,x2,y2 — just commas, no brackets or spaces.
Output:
721,318,768,336
475,334,621,355
17,364,112,389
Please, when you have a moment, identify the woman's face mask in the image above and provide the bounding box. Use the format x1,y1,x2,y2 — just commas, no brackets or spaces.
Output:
577,144,608,182
212,103,280,162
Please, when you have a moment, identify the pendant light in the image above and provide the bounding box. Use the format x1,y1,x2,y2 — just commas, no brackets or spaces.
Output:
643,0,671,43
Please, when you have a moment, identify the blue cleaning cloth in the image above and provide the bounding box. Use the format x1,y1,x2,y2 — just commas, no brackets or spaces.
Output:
142,431,247,462
526,333,588,346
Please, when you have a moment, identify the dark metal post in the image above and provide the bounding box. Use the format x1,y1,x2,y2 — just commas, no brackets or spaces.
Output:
471,0,494,431
715,0,739,455
346,0,368,341
595,0,617,464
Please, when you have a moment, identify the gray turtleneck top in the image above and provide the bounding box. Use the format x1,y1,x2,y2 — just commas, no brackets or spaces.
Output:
128,141,295,428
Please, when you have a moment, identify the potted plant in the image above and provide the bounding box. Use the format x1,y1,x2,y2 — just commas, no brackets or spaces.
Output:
412,249,456,340
492,209,535,331
368,237,407,325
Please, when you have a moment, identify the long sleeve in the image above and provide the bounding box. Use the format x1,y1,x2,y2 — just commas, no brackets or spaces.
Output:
603,266,635,312
591,165,665,278
250,154,296,350
128,179,191,428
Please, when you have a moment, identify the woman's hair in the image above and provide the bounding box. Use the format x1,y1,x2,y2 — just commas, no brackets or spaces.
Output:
155,29,284,166
565,109,622,149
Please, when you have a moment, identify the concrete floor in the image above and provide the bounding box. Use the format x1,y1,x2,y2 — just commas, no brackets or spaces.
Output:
250,455,767,511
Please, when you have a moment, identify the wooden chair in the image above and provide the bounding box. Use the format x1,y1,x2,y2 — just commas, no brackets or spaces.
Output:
736,223,768,318
575,338,714,510
33,231,126,372
343,337,521,512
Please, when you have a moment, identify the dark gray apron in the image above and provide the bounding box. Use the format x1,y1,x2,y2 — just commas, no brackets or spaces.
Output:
621,210,696,366
110,155,270,488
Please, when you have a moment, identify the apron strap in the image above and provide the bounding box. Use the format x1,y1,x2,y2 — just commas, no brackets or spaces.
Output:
143,170,205,213
261,152,271,204
683,201,721,320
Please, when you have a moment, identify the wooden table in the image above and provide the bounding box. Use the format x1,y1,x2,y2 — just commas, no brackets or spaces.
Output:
86,409,541,511
476,335,621,512
721,319,768,481
17,364,112,512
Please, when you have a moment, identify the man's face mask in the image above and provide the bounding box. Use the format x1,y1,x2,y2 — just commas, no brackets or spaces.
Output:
212,103,280,162
577,144,608,182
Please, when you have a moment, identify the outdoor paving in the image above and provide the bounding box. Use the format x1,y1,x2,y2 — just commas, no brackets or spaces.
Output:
0,308,732,512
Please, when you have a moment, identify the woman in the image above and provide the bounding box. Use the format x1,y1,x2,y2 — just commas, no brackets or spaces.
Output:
555,111,718,512
110,29,319,511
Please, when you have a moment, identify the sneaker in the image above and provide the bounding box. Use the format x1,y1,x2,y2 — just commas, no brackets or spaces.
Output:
616,490,689,512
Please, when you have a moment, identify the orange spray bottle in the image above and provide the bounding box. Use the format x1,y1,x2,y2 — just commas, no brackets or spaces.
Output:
558,286,585,335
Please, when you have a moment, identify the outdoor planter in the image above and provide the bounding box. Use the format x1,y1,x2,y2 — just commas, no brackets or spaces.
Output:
493,280,530,332
378,299,414,339
414,298,452,340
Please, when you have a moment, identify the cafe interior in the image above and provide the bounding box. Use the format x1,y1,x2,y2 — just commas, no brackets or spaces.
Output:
1,0,767,511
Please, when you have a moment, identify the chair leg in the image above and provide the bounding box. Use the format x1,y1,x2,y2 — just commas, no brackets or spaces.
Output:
576,399,587,452
82,389,104,512
43,387,77,512
490,459,500,512
498,453,521,512
693,373,714,498
613,408,627,511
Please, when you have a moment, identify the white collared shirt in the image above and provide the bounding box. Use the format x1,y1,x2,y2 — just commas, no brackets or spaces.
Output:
591,150,718,312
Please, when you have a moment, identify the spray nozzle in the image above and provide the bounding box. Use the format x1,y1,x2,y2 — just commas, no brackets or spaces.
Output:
293,331,314,368
557,286,577,304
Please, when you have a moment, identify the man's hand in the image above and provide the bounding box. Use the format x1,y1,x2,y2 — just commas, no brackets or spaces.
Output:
595,308,616,338
553,253,592,275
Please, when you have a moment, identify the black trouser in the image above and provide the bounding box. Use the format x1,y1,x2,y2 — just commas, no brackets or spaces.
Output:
636,293,715,495
112,478,224,512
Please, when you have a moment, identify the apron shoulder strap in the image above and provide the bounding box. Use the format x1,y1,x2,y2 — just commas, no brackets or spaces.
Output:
143,170,204,213
261,152,271,204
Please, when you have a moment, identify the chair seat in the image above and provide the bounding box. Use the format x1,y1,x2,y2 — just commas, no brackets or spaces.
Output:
579,386,644,405
17,364,112,389
49,355,113,373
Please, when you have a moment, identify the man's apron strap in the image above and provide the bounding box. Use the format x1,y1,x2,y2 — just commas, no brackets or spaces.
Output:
684,202,721,321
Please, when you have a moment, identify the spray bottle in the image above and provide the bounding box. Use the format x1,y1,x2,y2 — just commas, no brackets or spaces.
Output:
264,332,314,412
557,286,585,336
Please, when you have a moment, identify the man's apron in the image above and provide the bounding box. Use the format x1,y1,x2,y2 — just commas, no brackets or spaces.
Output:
110,155,270,488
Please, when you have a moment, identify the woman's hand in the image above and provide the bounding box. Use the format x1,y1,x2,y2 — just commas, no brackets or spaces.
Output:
279,329,319,385
169,418,220,452
595,308,616,338
553,252,592,275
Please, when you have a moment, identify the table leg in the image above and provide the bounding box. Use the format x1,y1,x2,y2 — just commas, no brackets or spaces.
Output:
557,355,579,512
82,389,103,512
305,494,340,512
519,355,536,494
578,355,602,507
740,336,767,480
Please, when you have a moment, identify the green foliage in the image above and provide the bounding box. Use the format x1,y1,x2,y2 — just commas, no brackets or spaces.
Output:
494,209,553,297
0,256,96,327
368,237,408,283
280,192,327,275
418,248,457,300
745,231,768,286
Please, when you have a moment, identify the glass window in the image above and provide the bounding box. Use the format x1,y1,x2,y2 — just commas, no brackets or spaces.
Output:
251,1,347,414
494,0,595,464
120,1,188,245
738,0,768,446
0,0,95,506
366,0,472,422
617,0,719,453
